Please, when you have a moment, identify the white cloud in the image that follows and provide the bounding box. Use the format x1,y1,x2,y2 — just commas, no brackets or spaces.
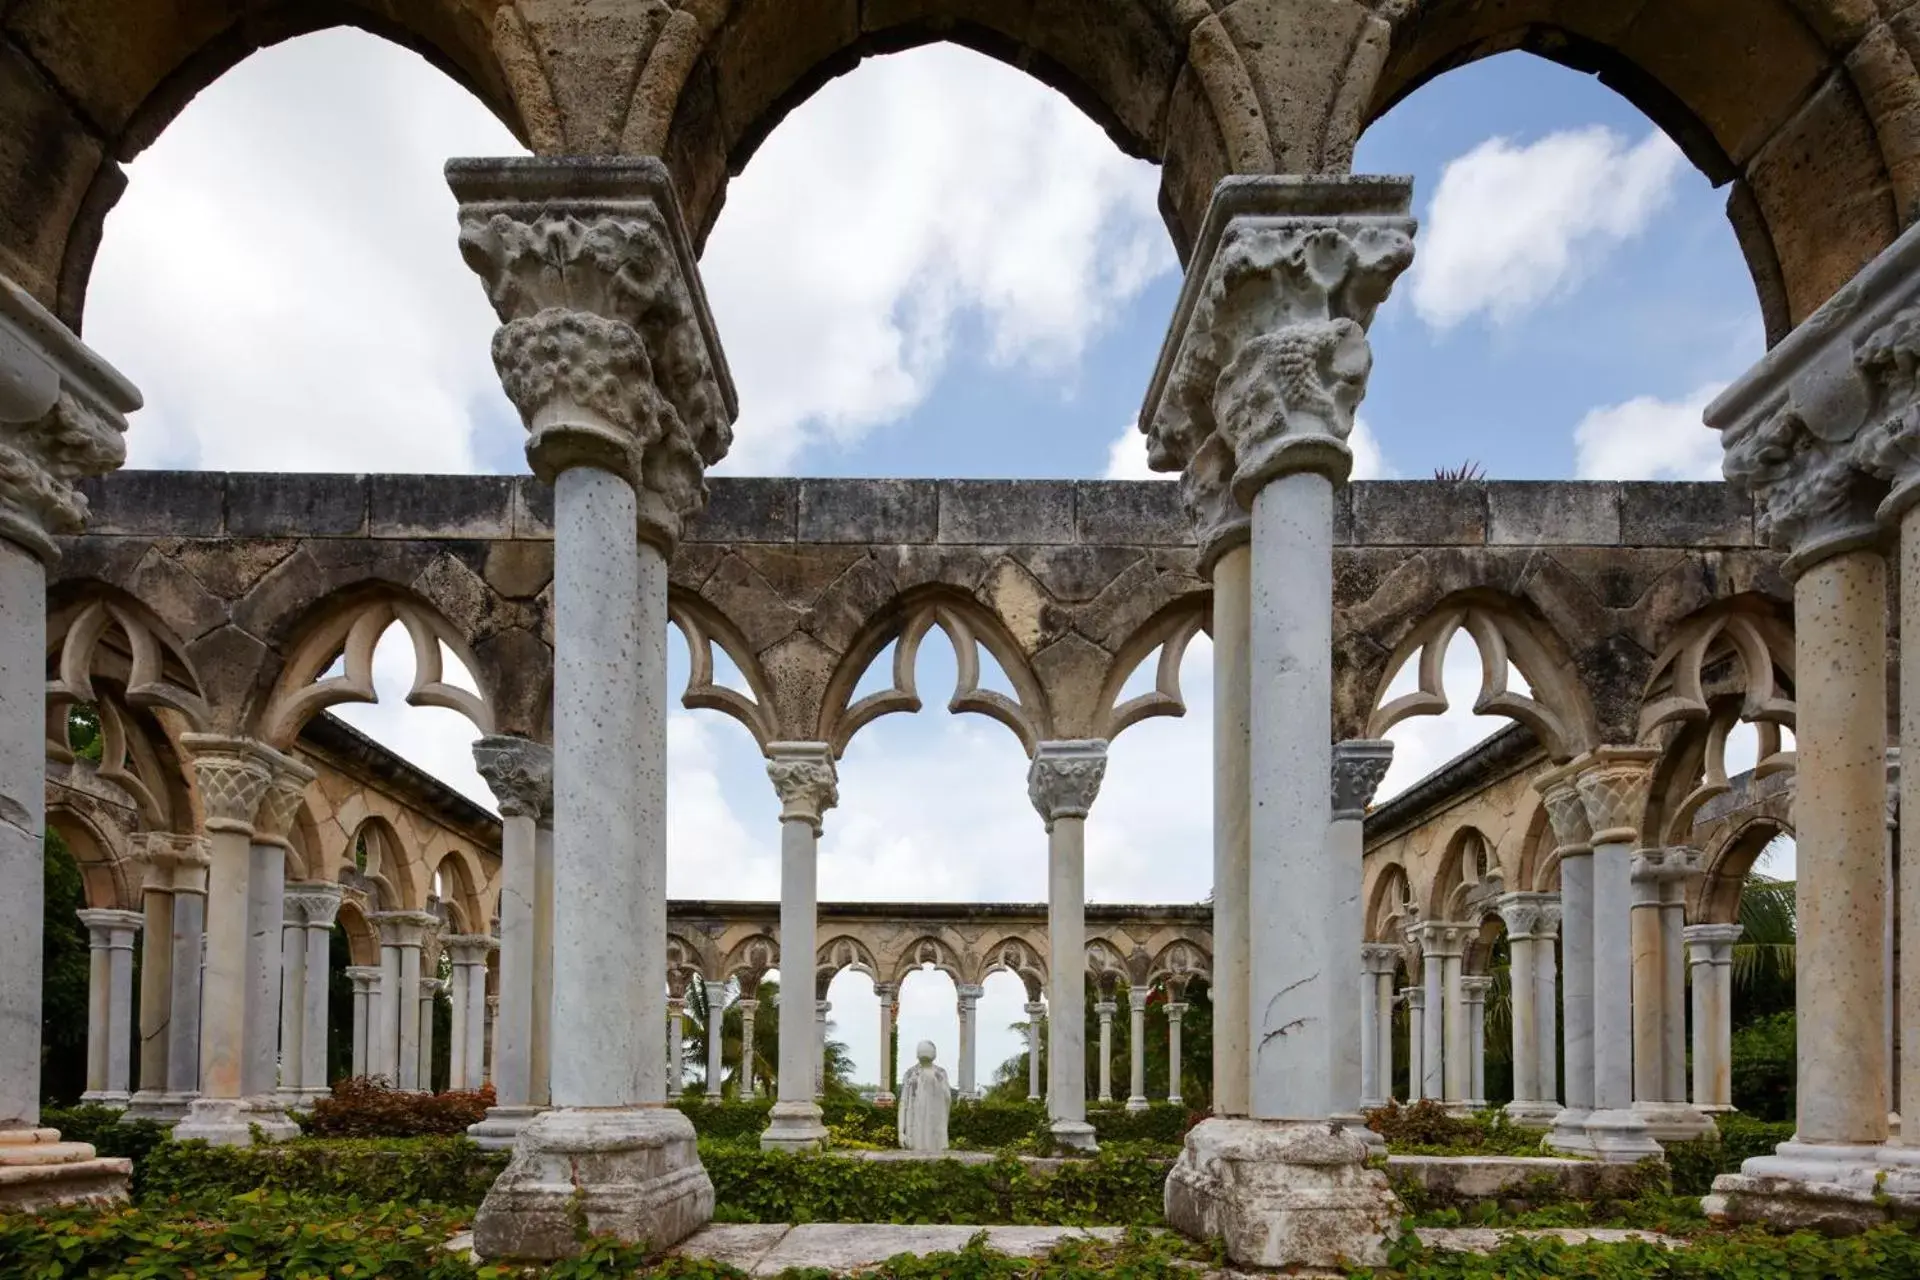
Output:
1573,382,1727,480
86,31,525,473
703,45,1174,473
1101,416,1392,482
1349,417,1393,480
1411,127,1684,331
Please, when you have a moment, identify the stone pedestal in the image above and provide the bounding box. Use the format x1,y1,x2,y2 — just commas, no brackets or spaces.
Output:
1164,1119,1398,1272
0,1129,132,1212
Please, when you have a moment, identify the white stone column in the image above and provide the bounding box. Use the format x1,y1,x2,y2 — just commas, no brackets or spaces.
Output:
666,994,686,1095
1442,940,1468,1107
1413,922,1463,1104
874,983,898,1105
1359,945,1398,1108
277,896,306,1106
762,742,835,1148
289,885,340,1102
374,936,398,1081
163,838,209,1105
1024,1001,1045,1101
1538,766,1596,1156
419,977,443,1092
447,957,469,1093
1095,998,1116,1102
1461,975,1491,1110
1126,984,1150,1111
1210,542,1251,1118
127,838,175,1118
0,274,136,1217
956,985,983,1100
1166,1001,1187,1105
1330,740,1392,1123
1631,849,1714,1141
735,998,758,1097
78,909,141,1105
455,156,732,1257
1660,866,1692,1116
1497,892,1562,1127
1686,925,1742,1112
703,979,728,1102
1405,987,1425,1102
446,935,495,1092
1029,739,1106,1148
347,966,379,1079
486,995,498,1085
370,911,435,1091
242,755,313,1115
468,736,551,1145
814,999,832,1098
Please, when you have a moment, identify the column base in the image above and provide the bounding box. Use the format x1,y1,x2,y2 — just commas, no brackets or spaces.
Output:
469,1104,549,1151
1632,1100,1719,1143
1503,1100,1562,1130
1705,1142,1909,1234
78,1091,129,1109
1583,1107,1664,1163
1163,1117,1399,1273
1332,1114,1387,1158
873,1093,895,1107
473,1106,712,1261
1049,1119,1099,1153
172,1096,299,1146
1125,1097,1149,1113
1544,1107,1595,1156
0,1129,132,1212
124,1089,193,1124
760,1101,828,1153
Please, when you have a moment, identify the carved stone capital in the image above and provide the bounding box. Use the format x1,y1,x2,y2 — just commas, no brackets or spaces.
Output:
1411,920,1467,958
1140,176,1414,516
1331,739,1394,821
180,734,275,836
1459,975,1494,1000
77,907,143,944
1494,891,1561,941
472,735,553,821
1360,942,1401,974
445,933,497,966
250,749,316,850
1533,762,1593,858
1028,739,1109,825
765,741,837,831
956,984,984,1006
448,157,737,552
1630,846,1702,885
134,831,212,893
0,278,139,561
1571,747,1660,847
369,909,438,950
1684,923,1744,966
345,966,382,992
284,882,342,928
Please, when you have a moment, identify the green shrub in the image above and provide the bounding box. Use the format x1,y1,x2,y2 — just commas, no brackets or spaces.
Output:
1364,1100,1545,1156
1665,1112,1796,1196
1086,1104,1193,1145
1729,1011,1795,1121
951,1100,1048,1150
674,1097,773,1144
39,1104,171,1192
144,1135,508,1207
305,1075,495,1138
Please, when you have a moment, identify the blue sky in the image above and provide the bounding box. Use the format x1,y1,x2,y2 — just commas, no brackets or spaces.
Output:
80,32,1779,1090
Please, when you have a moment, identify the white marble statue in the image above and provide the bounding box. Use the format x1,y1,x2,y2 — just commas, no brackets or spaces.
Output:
896,1040,951,1152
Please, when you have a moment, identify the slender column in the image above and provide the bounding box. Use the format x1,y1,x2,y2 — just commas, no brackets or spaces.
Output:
485,995,498,1085
446,935,495,1091
1359,944,1399,1109
128,837,175,1116
78,909,142,1104
1442,947,1467,1106
1687,925,1742,1111
1166,1001,1187,1105
277,896,306,1103
1024,1002,1045,1101
164,840,209,1101
1210,544,1251,1117
957,985,983,1100
374,937,399,1080
874,983,898,1105
1413,923,1463,1103
1095,999,1116,1102
1461,975,1491,1109
666,995,686,1095
1358,959,1379,1109
1537,923,1560,1111
1405,988,1425,1102
736,998,758,1097
468,737,551,1142
370,911,435,1091
347,967,380,1078
447,957,469,1092
1029,739,1106,1148
814,999,832,1098
0,278,135,1160
1629,855,1665,1107
1632,849,1713,1140
762,742,836,1148
703,980,728,1102
289,885,341,1101
1538,767,1596,1155
1126,985,1150,1111
419,977,442,1092
1497,892,1562,1126
1330,741,1392,1121
1660,867,1691,1109
243,755,313,1108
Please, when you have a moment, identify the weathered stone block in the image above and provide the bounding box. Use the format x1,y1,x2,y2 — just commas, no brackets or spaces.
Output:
77,472,225,536
797,479,936,544
511,478,554,539
938,481,1074,545
227,474,368,537
1072,481,1187,546
1618,483,1753,546
0,39,103,306
692,479,797,544
1488,483,1620,546
1351,482,1487,545
370,475,513,539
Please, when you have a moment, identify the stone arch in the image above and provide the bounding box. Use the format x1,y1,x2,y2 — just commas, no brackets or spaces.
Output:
342,814,413,911
283,798,320,882
667,932,718,991
819,589,1053,756
430,850,484,935
46,588,209,731
981,936,1048,1001
335,895,379,967
669,592,778,749
1366,861,1415,943
1509,793,1557,895
0,4,524,326
45,804,133,910
723,932,780,987
1351,1,1909,339
890,933,964,987
1093,599,1208,743
817,933,880,999
1697,814,1795,926
1083,936,1133,995
1428,825,1500,923
1147,938,1209,991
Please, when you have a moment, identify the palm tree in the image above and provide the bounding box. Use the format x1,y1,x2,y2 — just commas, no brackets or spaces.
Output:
1733,872,1796,1014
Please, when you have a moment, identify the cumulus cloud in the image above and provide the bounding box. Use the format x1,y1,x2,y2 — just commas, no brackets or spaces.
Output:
703,45,1174,473
1411,127,1684,331
1573,383,1727,480
1101,417,1393,481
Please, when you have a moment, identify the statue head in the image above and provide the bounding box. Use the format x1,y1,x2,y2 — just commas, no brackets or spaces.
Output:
915,1040,937,1065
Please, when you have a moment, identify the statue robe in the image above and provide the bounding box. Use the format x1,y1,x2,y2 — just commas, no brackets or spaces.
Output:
896,1061,951,1152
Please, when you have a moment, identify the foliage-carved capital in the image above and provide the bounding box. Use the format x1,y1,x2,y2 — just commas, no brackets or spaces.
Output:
473,735,554,821
766,741,838,831
1027,739,1109,825
1331,739,1393,820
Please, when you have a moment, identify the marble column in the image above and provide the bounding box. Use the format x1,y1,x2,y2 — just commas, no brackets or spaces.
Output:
1095,998,1117,1102
1405,988,1425,1102
277,896,307,1107
1359,945,1399,1109
1029,739,1106,1148
1631,849,1714,1140
468,736,551,1146
956,985,982,1100
370,911,436,1091
736,998,758,1097
419,977,442,1093
814,999,832,1098
243,755,314,1111
1496,892,1562,1127
162,838,210,1107
1024,1001,1045,1101
485,995,498,1085
1413,922,1463,1104
666,994,686,1095
0,275,137,1211
1538,766,1596,1156
78,909,142,1105
126,838,174,1118
347,966,380,1078
1126,985,1150,1111
1210,541,1252,1118
1686,925,1742,1112
1166,1001,1187,1105
454,156,732,1257
762,742,835,1148
874,983,898,1105
1330,741,1393,1124
1461,975,1491,1110
286,884,341,1103
703,979,728,1102
446,935,495,1091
